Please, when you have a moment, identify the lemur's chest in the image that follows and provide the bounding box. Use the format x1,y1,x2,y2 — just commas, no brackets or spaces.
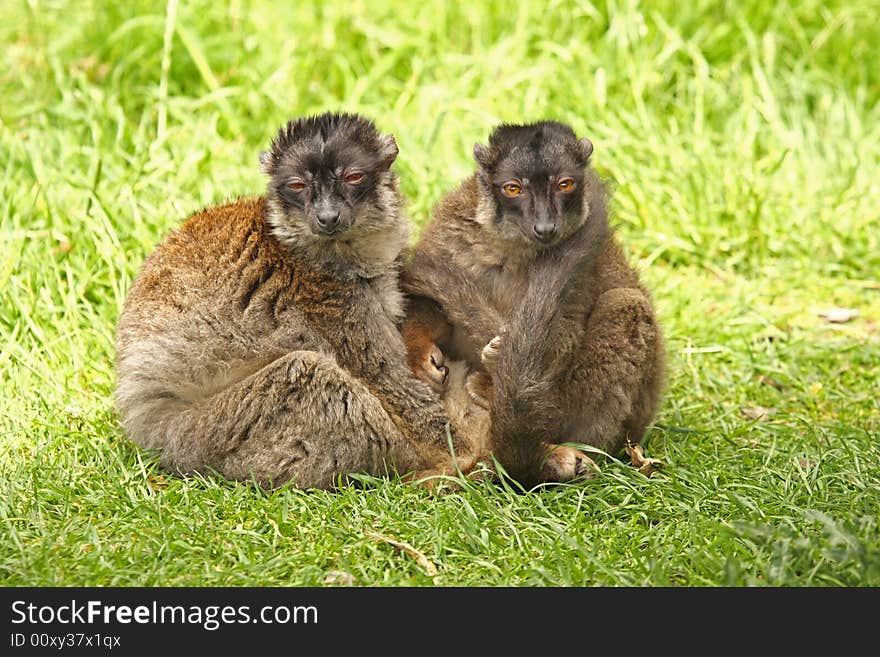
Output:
364,272,405,323
459,254,530,320
488,265,530,318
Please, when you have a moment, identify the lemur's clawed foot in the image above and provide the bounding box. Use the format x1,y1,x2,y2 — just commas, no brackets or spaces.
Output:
539,444,600,483
481,335,503,374
465,371,494,411
413,343,448,392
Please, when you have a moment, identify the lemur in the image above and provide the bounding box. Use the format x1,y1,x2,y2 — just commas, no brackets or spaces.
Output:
115,113,490,489
401,121,666,486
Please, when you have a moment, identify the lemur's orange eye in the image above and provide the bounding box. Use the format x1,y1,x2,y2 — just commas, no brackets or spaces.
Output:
289,178,306,192
558,178,575,193
344,171,365,184
502,182,523,197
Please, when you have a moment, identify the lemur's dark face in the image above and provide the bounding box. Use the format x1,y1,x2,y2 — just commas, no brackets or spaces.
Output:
261,113,398,238
474,121,593,248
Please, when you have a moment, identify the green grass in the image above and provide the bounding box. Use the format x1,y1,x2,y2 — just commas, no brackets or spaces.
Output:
2,0,878,586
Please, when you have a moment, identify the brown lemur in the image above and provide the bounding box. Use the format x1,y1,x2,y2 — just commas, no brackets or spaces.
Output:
115,112,490,490
401,121,666,487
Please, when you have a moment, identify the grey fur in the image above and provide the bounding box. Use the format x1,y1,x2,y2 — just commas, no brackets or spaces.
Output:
402,121,666,486
115,113,484,489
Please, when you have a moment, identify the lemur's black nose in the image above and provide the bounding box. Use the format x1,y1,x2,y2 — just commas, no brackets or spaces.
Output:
316,210,341,230
532,223,557,242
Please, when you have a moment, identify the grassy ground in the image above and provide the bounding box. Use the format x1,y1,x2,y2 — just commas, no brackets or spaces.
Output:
1,0,878,586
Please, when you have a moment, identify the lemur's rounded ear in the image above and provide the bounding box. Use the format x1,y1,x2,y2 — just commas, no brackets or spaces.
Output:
258,150,273,175
379,134,398,169
473,143,493,170
577,138,594,162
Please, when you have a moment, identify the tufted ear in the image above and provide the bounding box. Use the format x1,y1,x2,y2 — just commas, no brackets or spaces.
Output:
473,143,494,171
577,137,594,162
378,133,399,169
258,150,273,175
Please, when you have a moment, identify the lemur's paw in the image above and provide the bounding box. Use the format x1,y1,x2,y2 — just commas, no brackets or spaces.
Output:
414,343,448,392
465,371,494,411
539,444,600,482
481,335,503,374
